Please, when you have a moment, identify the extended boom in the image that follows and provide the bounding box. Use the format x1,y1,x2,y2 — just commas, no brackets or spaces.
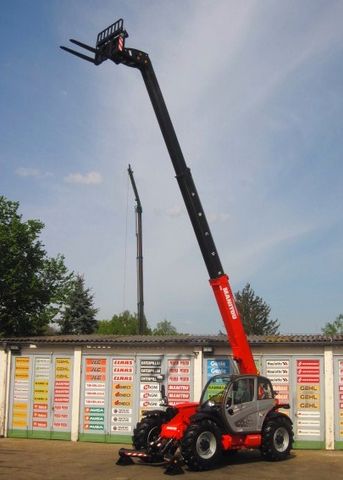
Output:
61,19,256,374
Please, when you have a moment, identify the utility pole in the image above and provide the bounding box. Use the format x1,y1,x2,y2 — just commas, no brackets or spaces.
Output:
128,164,144,334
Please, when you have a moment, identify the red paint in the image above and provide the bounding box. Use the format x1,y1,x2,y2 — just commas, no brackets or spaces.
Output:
160,403,199,440
221,433,261,450
210,275,257,374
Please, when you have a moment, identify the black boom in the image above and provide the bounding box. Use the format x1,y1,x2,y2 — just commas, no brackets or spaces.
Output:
60,18,224,280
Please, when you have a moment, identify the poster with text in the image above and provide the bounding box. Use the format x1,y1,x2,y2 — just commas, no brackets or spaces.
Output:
296,359,321,438
12,357,30,429
167,358,192,405
83,358,107,433
53,358,72,431
111,358,135,434
338,359,343,439
32,357,50,430
139,358,163,413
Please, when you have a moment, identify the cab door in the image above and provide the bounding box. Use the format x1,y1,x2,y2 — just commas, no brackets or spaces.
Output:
256,377,276,431
223,377,259,433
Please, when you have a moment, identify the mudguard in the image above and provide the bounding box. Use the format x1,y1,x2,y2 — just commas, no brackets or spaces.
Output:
142,407,178,422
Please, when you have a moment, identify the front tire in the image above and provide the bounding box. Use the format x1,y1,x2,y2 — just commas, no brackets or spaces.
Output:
261,415,293,461
181,419,223,471
133,415,164,450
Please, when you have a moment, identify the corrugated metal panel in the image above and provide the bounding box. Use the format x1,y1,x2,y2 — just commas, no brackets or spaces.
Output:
2,334,343,347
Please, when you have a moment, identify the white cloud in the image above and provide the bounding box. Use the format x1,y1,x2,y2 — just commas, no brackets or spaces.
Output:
64,171,103,185
208,213,230,224
165,205,185,218
15,167,51,178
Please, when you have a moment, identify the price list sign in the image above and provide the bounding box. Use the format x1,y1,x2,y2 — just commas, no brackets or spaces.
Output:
338,360,343,439
296,359,321,437
140,359,162,412
53,358,72,430
12,357,30,429
167,359,192,405
265,360,290,404
111,358,135,434
32,357,50,429
84,358,107,432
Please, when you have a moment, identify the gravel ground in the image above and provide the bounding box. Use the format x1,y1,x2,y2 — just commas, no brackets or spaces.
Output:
0,438,342,480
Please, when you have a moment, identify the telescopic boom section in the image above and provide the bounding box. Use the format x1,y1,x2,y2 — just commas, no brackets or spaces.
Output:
61,19,257,375
128,165,144,335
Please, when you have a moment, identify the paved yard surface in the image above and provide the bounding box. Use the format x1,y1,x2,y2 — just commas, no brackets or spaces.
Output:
0,438,342,480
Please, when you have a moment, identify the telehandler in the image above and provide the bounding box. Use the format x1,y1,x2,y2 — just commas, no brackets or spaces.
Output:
61,18,293,474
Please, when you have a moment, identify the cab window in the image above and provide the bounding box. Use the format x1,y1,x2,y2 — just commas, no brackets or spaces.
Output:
232,378,254,404
257,379,273,400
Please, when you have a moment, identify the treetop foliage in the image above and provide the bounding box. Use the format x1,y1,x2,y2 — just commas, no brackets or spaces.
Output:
234,283,280,335
321,314,343,335
57,274,98,335
0,196,73,337
97,310,151,335
152,319,178,335
97,313,180,336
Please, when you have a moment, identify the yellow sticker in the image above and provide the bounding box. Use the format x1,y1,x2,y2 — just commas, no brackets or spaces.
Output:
296,401,320,410
34,380,49,387
12,411,27,419
297,385,320,392
34,395,48,402
13,402,28,410
12,420,27,427
15,357,30,365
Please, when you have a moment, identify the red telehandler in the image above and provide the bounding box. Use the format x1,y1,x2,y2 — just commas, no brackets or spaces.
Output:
61,18,293,475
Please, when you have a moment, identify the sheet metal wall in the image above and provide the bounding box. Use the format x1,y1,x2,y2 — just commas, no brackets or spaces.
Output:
334,357,343,448
79,353,194,443
8,354,73,439
2,343,342,449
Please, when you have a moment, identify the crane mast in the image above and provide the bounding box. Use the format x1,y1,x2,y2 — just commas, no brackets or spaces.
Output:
61,19,257,375
127,164,144,335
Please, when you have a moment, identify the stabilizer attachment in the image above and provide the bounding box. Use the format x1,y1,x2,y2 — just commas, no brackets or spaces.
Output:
117,447,164,465
116,454,134,466
164,457,185,475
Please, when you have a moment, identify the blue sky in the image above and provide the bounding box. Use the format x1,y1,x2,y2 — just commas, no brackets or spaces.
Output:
1,0,342,334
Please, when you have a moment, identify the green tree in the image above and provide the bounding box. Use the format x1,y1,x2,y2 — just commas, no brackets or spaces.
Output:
0,196,73,336
153,319,178,335
57,274,98,334
234,283,279,335
321,314,343,335
97,310,151,335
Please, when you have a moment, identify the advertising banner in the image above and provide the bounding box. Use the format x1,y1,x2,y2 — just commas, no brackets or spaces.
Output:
266,359,290,404
32,357,50,430
12,357,30,429
296,359,321,438
111,358,135,434
83,358,107,432
338,359,343,440
140,358,163,412
167,358,192,406
53,358,72,431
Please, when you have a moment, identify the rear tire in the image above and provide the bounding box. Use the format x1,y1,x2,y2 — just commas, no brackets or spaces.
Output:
133,416,164,450
261,415,293,461
181,419,223,471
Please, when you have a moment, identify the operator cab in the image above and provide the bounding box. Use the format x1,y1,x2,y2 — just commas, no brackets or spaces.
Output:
200,374,276,434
